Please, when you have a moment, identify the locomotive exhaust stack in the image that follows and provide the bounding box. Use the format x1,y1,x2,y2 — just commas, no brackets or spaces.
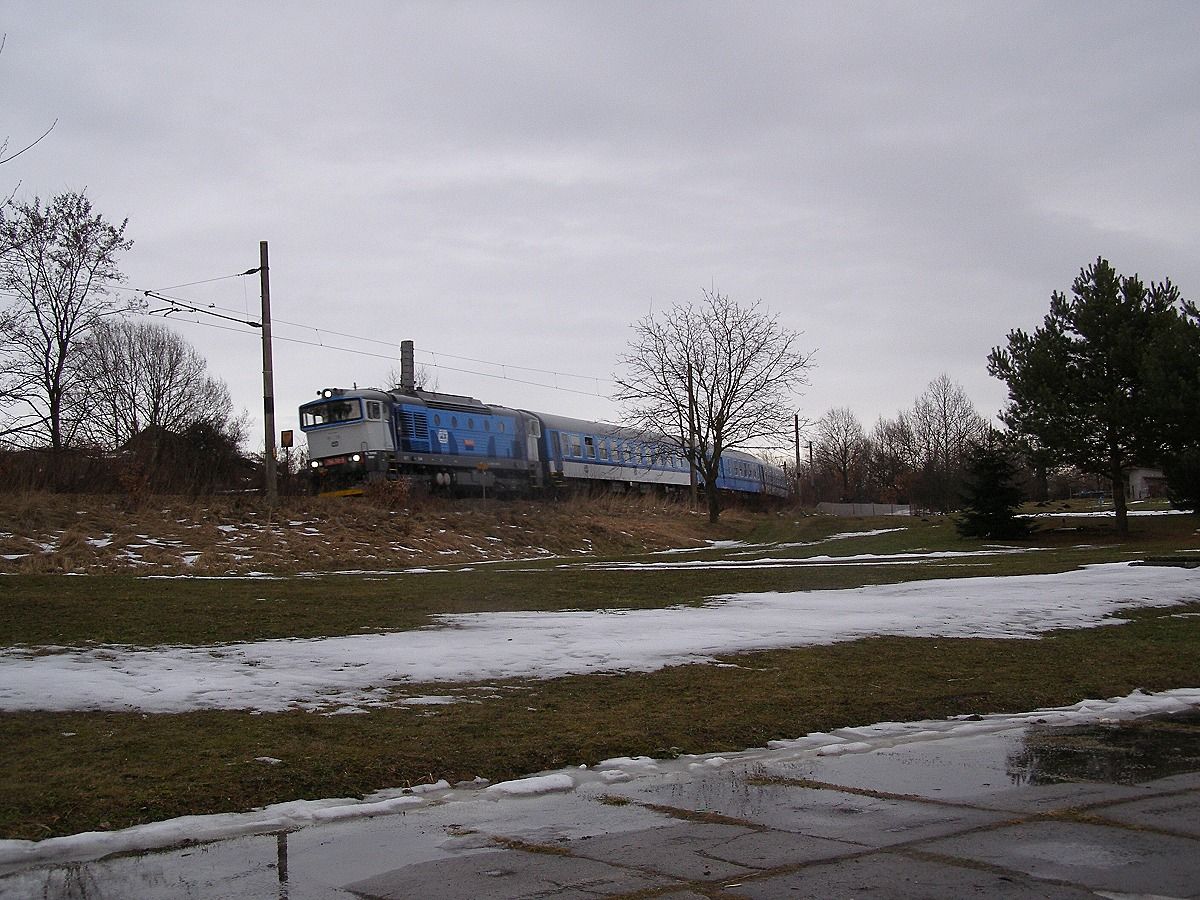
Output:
400,340,416,394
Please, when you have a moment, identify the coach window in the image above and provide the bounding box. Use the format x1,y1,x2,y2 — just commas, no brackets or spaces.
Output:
571,435,582,457
484,420,490,432
467,418,474,429
451,416,458,428
584,436,595,459
599,440,609,461
498,421,505,433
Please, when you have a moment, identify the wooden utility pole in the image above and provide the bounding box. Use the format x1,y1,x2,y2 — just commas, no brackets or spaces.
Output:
259,241,278,506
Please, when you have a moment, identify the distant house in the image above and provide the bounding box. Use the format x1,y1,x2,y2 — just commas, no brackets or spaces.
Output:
1127,467,1168,500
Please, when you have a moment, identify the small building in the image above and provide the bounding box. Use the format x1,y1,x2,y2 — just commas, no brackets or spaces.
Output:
1127,467,1168,500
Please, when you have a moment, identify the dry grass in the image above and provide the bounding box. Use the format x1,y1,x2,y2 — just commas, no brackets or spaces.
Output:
0,491,762,575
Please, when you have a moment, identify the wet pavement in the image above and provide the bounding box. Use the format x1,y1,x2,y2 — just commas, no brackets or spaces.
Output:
3,698,1199,899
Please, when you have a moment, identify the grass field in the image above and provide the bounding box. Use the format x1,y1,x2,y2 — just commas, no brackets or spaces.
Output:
1,499,1197,840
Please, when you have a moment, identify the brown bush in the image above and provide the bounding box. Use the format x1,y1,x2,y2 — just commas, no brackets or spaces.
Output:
363,477,414,511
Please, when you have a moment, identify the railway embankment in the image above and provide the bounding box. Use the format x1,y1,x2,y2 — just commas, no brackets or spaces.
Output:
0,492,775,575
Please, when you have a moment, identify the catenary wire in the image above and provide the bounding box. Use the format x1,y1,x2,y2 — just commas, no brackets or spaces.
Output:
134,288,617,388
144,310,612,398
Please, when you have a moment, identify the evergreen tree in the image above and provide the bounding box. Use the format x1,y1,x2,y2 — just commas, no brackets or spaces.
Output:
957,432,1032,540
988,258,1200,535
1163,446,1200,515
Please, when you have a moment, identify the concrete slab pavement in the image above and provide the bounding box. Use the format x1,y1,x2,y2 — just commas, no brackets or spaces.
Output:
3,701,1199,899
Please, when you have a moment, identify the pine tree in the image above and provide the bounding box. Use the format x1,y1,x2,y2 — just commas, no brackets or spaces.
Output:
988,257,1200,535
1164,446,1200,515
957,433,1032,540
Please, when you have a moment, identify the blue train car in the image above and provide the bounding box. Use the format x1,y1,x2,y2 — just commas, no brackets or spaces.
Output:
533,412,692,493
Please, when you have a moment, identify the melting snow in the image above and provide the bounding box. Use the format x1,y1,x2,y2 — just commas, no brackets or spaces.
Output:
0,562,1194,714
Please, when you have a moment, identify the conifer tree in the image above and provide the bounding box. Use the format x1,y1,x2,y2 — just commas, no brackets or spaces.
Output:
988,258,1200,535
956,432,1032,540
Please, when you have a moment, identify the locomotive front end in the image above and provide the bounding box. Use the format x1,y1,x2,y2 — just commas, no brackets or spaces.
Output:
300,388,396,491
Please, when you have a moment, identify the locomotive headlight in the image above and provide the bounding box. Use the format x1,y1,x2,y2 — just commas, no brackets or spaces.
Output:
351,453,362,462
321,388,334,398
310,460,320,469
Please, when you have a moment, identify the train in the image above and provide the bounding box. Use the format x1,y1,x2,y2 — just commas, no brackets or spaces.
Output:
300,383,790,499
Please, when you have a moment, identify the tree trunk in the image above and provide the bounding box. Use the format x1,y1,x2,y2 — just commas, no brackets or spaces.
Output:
1110,453,1128,536
703,458,722,523
48,389,63,451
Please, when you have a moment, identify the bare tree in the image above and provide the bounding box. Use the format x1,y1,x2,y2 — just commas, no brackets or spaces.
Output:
909,374,989,512
383,363,439,393
814,407,866,500
80,319,238,449
615,289,813,522
0,191,131,448
864,414,917,503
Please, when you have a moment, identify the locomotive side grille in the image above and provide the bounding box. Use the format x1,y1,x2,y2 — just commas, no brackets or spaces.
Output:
399,410,431,451
409,412,429,440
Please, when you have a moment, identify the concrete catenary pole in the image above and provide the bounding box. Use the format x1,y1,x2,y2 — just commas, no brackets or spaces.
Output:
259,241,278,506
794,414,801,501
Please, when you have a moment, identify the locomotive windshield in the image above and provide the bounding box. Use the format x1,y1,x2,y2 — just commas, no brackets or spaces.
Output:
301,398,362,429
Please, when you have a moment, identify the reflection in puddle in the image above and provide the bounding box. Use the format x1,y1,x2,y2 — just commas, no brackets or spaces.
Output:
1007,711,1200,786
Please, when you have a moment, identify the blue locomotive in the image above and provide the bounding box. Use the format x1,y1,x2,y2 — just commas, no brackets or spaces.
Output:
300,385,789,499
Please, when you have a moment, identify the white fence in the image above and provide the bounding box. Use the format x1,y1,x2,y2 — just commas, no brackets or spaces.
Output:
817,502,912,517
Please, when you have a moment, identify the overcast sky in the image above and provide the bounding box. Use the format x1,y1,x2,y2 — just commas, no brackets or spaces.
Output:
4,2,1198,450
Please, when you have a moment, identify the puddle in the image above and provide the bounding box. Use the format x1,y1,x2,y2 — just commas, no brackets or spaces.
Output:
1007,710,1200,786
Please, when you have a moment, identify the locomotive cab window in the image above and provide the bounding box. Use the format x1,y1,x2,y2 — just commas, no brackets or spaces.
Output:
301,399,361,428
366,401,382,420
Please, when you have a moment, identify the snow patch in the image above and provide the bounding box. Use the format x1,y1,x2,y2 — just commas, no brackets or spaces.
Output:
0,563,1194,714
